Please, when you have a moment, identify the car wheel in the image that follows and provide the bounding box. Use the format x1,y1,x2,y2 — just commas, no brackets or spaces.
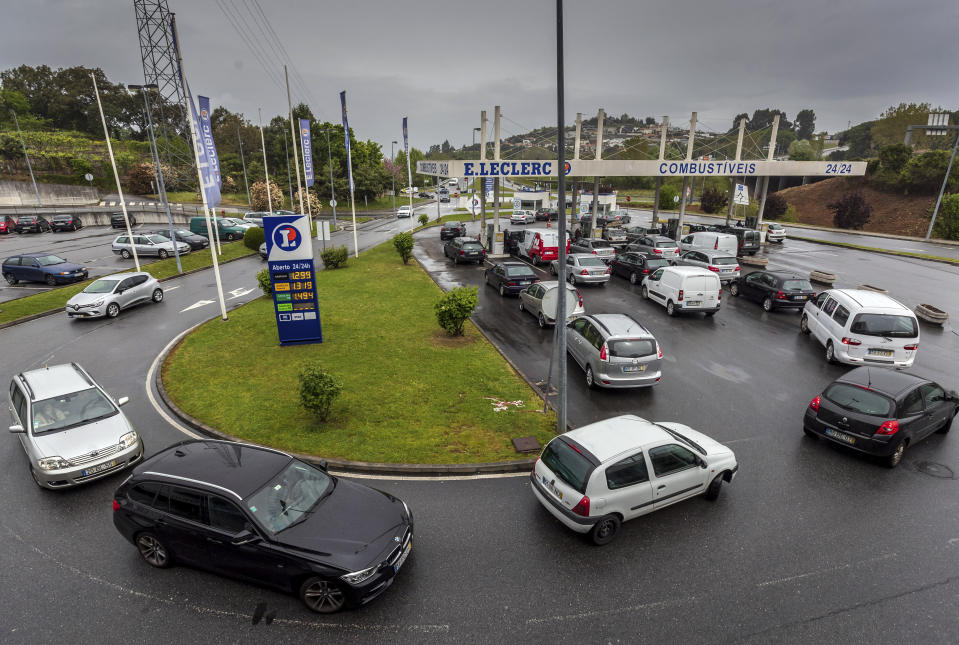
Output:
106,302,120,318
666,300,676,316
629,272,638,284
120,249,132,259
588,515,621,546
884,441,905,468
641,285,649,299
499,284,506,297
585,365,596,389
729,282,739,297
538,312,547,329
763,296,774,312
825,341,836,364
45,274,56,286
4,273,17,285
136,532,173,568
549,264,556,275
519,300,525,312
152,288,163,303
800,314,810,334
567,273,575,285
159,249,169,259
704,474,724,501
226,233,236,241
299,577,346,614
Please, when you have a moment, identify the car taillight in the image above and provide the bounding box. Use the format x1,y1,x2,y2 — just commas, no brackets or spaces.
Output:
714,239,719,249
599,343,608,361
577,291,583,306
904,344,918,351
459,250,465,255
717,288,722,300
876,420,899,436
507,281,517,286
643,268,650,274
112,499,120,512
580,269,589,275
653,248,662,254
592,250,597,254
809,395,821,412
735,265,740,271
841,337,861,346
605,267,611,274
678,289,684,301
707,265,719,272
657,344,663,359
571,495,590,516
776,290,786,299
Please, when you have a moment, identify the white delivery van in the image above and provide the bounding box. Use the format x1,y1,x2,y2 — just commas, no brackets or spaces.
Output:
678,232,738,255
641,266,722,317
517,228,567,265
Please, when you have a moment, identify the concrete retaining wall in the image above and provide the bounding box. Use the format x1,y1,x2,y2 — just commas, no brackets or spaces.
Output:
0,181,100,207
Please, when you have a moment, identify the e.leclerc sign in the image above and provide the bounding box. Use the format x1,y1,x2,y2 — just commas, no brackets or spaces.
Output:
263,214,323,345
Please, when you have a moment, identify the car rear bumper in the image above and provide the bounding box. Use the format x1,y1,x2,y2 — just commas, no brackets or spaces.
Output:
596,367,662,388
34,441,144,489
574,274,611,284
530,474,593,534
803,410,896,456
833,346,915,369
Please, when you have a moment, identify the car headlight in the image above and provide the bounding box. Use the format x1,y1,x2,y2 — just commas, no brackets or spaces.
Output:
38,456,70,471
119,431,138,449
340,564,379,586
93,299,105,307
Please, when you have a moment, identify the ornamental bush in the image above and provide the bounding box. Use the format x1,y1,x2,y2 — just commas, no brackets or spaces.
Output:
434,286,478,336
243,225,265,251
298,363,342,421
829,192,872,230
418,213,429,227
932,194,959,241
393,231,414,264
658,185,678,211
320,245,349,269
250,179,284,211
256,268,272,295
700,187,728,214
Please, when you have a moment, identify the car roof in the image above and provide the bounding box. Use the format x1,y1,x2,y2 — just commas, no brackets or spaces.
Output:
829,289,911,312
18,252,60,258
665,265,713,275
20,363,96,401
134,440,292,500
836,366,929,398
95,271,151,281
587,313,652,338
498,261,533,268
765,271,805,280
565,415,669,463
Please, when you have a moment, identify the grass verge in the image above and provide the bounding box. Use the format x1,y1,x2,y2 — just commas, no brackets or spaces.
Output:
0,242,254,325
162,241,558,463
787,235,959,266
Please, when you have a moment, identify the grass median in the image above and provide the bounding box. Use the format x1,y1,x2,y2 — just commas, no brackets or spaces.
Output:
162,241,557,464
0,241,254,326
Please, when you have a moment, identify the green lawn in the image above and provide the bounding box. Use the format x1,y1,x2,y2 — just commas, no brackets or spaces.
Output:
0,242,254,325
162,241,558,463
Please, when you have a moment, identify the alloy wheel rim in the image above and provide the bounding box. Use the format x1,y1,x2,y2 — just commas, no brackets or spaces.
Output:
137,535,167,566
304,581,345,612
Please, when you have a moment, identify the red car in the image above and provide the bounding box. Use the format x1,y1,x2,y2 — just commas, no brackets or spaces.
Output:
0,215,14,234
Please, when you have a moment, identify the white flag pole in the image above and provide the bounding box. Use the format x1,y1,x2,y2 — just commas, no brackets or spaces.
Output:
285,67,306,218
171,14,227,321
92,74,139,272
258,109,273,214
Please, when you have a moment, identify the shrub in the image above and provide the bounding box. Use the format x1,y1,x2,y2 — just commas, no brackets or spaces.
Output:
658,185,678,211
418,213,429,227
829,192,872,230
256,268,272,295
932,193,959,241
243,226,265,251
127,162,157,195
250,179,284,211
700,187,728,214
879,143,912,174
434,286,478,336
298,363,342,421
901,151,958,193
762,193,788,220
320,245,349,269
393,231,414,264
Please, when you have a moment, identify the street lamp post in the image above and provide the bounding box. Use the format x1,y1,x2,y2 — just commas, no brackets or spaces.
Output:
391,140,398,212
129,83,182,273
320,129,337,230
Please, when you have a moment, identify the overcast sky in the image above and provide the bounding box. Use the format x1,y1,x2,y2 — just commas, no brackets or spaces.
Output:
2,0,957,154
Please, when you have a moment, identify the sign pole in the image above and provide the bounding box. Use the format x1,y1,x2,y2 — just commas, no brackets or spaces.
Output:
479,111,488,246
554,0,567,433
675,112,697,240
493,106,501,244
590,108,604,235
926,128,959,240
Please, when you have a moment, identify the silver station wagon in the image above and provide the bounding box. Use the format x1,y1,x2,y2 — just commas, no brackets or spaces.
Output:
567,313,663,388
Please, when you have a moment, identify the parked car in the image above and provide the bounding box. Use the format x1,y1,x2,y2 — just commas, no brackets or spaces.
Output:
14,215,51,233
258,242,267,260
729,270,813,311
440,221,467,240
485,261,538,297
112,439,413,613
569,238,616,262
519,281,584,328
151,229,209,251
678,232,738,256
530,415,737,545
567,314,663,389
600,225,628,245
396,205,412,218
622,225,649,243
242,212,269,227
448,177,460,186
418,192,433,199
439,194,450,204
675,250,741,282
514,228,568,266
609,252,670,285
0,214,15,234
535,208,558,221
632,234,679,259
112,234,191,260
444,237,486,264
3,253,88,286
66,271,163,319
189,216,245,241
8,363,143,489
607,209,630,224
765,222,786,243
550,253,610,286
510,210,536,225
801,289,920,368
803,366,957,467
715,225,761,255
111,212,138,229
50,213,84,232
220,217,256,230
641,266,722,317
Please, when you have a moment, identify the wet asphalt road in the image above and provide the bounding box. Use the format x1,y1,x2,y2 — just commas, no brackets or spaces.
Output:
1,213,958,644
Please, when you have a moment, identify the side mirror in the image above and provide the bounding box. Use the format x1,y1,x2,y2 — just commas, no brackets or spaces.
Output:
699,457,708,469
231,528,260,546
117,396,129,407
318,459,328,472
948,390,958,402
9,424,24,434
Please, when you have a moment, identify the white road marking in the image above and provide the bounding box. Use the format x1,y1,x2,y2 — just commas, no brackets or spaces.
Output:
227,287,254,299
756,552,897,587
179,299,214,313
526,596,695,624
163,285,180,291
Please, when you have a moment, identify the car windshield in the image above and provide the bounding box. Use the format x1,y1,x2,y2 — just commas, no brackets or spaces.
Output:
245,460,333,534
146,235,167,243
769,224,783,230
608,338,656,358
579,257,606,267
824,383,893,417
849,313,918,338
18,217,36,223
541,439,592,493
658,426,706,455
35,255,67,266
32,388,117,433
783,279,813,290
83,278,119,294
53,216,71,221
712,257,738,266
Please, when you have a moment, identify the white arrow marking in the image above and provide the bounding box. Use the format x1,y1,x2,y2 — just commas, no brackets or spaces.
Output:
228,287,254,299
180,299,214,313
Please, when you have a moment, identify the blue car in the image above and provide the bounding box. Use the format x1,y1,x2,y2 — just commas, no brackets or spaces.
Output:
3,252,88,286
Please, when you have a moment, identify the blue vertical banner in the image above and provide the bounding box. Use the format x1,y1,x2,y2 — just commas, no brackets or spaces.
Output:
263,214,323,345
197,96,221,190
185,86,221,207
339,91,355,194
299,118,314,187
402,117,412,191
485,176,493,199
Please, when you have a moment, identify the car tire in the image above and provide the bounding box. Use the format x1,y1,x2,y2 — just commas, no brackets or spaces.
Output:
136,532,174,569
538,312,547,329
666,300,677,316
499,284,506,297
763,296,774,312
549,264,556,276
588,515,621,546
641,285,649,299
519,300,525,312
45,274,56,286
825,341,836,364
729,282,739,297
585,365,596,389
299,576,347,614
451,254,458,265
226,233,236,241
120,249,132,259
704,474,724,501
800,314,810,335
4,273,17,285
629,272,638,284
106,302,120,318
567,273,575,285
159,249,169,259
884,441,905,468
152,288,163,303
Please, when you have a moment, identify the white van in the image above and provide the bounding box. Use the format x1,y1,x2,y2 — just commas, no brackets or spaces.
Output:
678,232,738,256
641,266,722,317
517,228,567,265
448,178,460,187
801,289,919,368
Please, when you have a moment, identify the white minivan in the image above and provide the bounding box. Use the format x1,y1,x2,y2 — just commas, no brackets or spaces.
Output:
678,232,738,256
801,289,920,368
641,266,722,317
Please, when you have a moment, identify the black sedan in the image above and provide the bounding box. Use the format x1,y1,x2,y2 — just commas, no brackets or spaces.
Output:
535,209,558,221
609,251,671,285
440,221,467,240
803,367,958,467
444,236,486,264
152,228,209,251
51,214,84,232
485,261,538,296
729,270,815,311
112,440,413,613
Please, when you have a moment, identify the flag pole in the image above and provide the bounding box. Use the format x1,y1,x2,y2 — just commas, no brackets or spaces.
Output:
285,67,306,219
340,91,359,258
258,108,273,214
92,74,139,272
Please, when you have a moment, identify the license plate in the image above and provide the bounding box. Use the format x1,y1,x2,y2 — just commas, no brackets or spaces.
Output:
792,295,807,300
623,365,647,373
687,300,701,306
393,540,412,573
518,280,529,285
869,349,894,357
543,475,563,500
81,459,117,477
721,268,731,273
825,428,856,445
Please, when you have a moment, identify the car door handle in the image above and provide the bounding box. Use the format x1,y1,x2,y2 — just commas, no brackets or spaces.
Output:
206,537,223,544
657,485,666,490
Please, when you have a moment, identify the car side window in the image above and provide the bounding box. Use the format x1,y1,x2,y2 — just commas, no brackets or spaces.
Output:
132,275,149,286
746,273,761,285
582,323,601,349
166,486,205,523
900,389,924,416
495,265,503,276
650,268,664,281
920,383,947,406
682,236,693,244
567,256,574,266
605,453,650,489
822,297,839,316
571,318,588,335
6,257,20,266
832,305,850,326
116,236,128,245
208,495,248,534
649,444,699,477
811,292,828,309
10,383,27,424
118,278,135,291
128,482,162,507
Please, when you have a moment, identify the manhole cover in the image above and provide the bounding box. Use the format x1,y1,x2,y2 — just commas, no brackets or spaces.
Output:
512,436,541,454
914,461,955,479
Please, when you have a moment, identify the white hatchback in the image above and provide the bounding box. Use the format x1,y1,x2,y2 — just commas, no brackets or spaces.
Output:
530,415,738,545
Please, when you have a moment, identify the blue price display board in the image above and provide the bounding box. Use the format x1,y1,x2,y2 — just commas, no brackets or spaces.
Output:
263,214,323,345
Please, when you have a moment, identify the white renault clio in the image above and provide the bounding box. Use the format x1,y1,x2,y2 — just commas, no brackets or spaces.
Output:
530,415,738,545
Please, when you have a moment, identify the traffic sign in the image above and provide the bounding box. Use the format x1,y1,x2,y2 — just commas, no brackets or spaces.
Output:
513,198,521,210
580,202,589,215
329,199,337,207
733,183,749,205
626,195,631,202
84,173,93,182
673,195,680,203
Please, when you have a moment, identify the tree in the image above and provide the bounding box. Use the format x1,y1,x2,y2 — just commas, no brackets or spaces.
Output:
730,113,749,131
298,364,342,421
393,231,414,264
762,193,788,220
901,151,959,193
250,179,283,211
787,139,817,161
435,286,478,336
644,116,656,126
750,109,790,131
829,193,872,229
700,187,728,214
795,109,816,140
878,143,912,173
870,103,932,150
839,120,875,158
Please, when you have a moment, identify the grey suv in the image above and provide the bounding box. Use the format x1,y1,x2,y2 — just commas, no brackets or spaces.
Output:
8,363,143,489
566,314,663,389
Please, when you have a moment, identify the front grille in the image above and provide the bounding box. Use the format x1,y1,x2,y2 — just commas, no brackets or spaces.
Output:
385,528,412,567
69,442,121,466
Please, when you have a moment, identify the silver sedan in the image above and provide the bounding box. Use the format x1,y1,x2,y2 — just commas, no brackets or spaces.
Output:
65,272,163,319
112,234,190,260
674,249,740,282
550,253,611,286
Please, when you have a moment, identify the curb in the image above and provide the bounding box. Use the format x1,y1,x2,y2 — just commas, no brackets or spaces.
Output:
0,250,257,331
787,235,959,267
